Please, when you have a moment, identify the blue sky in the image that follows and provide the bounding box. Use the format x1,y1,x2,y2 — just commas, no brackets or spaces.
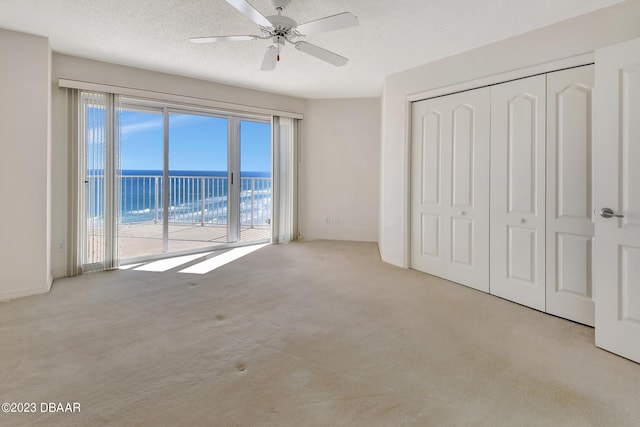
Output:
119,110,271,173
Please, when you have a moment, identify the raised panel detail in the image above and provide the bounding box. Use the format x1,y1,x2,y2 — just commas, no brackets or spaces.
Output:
622,65,640,228
452,105,473,208
508,226,536,283
421,111,441,204
557,233,592,297
557,85,592,219
508,94,537,215
451,218,473,266
421,214,439,257
620,245,640,323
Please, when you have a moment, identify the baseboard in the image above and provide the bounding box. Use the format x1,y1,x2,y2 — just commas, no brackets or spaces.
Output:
0,285,50,302
380,254,406,268
51,268,68,280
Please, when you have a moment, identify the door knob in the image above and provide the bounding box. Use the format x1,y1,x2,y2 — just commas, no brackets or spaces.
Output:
600,207,624,219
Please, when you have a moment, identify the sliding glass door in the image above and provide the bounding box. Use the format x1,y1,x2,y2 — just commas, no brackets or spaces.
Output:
80,94,273,267
118,107,164,260
240,120,272,243
168,112,229,253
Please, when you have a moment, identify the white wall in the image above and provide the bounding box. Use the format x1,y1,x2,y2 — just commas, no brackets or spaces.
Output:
379,1,640,268
50,54,308,278
299,98,380,242
0,29,52,300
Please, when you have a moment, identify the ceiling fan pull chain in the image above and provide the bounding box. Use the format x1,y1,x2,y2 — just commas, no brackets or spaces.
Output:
277,36,281,61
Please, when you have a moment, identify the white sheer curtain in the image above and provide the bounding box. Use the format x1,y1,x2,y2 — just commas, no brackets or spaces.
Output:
73,90,121,273
272,116,298,243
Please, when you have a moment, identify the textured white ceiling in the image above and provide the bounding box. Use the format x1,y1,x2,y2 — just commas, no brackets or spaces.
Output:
0,0,622,98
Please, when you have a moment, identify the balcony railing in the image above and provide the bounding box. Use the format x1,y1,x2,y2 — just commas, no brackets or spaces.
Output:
92,174,272,227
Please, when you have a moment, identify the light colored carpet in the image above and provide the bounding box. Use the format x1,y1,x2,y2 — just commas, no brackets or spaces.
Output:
1,240,639,426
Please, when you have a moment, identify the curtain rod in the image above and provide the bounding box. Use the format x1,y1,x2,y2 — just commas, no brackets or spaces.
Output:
58,78,304,120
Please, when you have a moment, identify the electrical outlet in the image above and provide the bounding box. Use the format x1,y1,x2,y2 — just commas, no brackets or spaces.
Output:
326,216,339,225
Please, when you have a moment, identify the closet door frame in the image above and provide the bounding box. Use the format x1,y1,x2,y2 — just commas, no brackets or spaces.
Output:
407,55,594,312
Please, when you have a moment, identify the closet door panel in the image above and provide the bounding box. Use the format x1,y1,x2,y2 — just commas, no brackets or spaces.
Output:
508,225,536,282
411,87,490,292
556,233,591,294
446,90,490,291
508,94,537,214
451,218,473,266
412,100,446,275
546,65,595,326
490,75,546,311
452,105,474,208
420,111,441,205
420,214,440,257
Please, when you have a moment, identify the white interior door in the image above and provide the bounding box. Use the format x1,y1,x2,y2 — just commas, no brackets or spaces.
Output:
594,37,640,363
411,87,490,292
490,75,546,310
546,65,595,326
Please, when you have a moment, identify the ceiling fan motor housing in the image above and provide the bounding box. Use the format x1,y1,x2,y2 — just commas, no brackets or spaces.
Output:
264,14,297,48
265,14,297,31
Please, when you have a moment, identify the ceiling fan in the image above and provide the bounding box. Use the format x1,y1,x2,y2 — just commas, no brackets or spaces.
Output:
190,0,359,71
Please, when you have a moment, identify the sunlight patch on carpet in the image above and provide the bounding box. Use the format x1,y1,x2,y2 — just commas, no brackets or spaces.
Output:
134,252,212,272
179,244,269,274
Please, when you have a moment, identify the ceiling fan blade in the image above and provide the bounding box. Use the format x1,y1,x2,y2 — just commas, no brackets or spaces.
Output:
295,41,348,66
296,12,358,35
225,0,272,27
261,47,278,71
190,35,258,43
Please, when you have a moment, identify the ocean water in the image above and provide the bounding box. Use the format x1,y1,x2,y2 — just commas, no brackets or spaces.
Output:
87,170,272,226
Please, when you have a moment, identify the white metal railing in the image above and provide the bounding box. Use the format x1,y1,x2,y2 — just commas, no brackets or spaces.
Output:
110,175,271,227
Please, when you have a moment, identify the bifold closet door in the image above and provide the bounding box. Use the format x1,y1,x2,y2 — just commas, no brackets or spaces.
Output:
490,75,546,311
546,65,595,326
411,87,490,292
